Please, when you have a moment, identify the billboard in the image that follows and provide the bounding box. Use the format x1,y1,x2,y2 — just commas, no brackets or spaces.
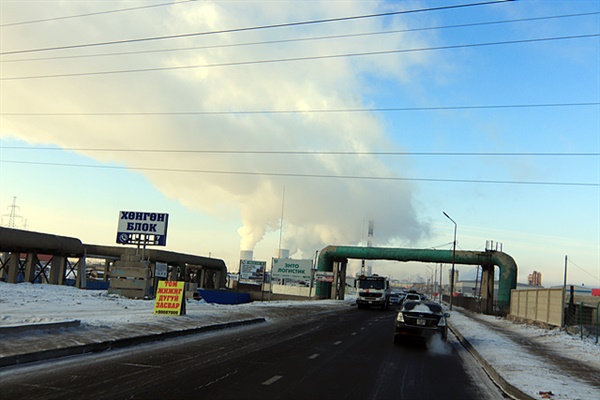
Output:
155,262,168,278
240,260,266,281
272,258,313,280
153,280,185,316
315,271,334,282
116,211,169,246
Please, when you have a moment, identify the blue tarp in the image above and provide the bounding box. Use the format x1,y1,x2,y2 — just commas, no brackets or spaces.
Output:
199,289,250,305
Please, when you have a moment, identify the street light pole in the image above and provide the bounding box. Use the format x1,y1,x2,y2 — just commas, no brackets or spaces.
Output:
443,211,457,311
425,265,433,297
439,263,443,303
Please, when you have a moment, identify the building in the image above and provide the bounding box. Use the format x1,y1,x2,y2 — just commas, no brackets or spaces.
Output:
528,271,542,286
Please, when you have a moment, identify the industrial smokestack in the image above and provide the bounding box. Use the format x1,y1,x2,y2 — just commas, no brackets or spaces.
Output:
275,249,289,258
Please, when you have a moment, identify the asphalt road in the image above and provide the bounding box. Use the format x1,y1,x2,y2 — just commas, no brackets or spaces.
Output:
0,307,504,400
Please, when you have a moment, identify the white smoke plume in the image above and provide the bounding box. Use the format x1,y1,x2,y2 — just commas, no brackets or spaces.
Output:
1,1,432,257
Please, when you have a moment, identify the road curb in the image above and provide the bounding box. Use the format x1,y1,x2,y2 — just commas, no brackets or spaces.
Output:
449,324,536,400
0,318,266,369
0,320,81,334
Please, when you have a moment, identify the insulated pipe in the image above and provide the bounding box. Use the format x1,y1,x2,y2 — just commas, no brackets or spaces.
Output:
0,228,227,289
0,227,84,256
84,244,228,288
316,245,517,314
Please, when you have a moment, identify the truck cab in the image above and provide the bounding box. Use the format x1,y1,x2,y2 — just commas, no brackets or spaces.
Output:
355,274,391,310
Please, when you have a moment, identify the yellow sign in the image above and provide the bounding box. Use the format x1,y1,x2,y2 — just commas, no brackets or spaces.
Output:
153,280,185,315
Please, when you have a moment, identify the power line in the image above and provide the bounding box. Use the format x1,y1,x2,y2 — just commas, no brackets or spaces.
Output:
568,259,599,281
4,11,597,64
0,1,509,56
1,159,598,187
2,102,598,115
3,33,596,81
2,147,598,157
0,1,195,28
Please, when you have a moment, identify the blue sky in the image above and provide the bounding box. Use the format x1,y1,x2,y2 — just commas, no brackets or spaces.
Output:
1,0,598,288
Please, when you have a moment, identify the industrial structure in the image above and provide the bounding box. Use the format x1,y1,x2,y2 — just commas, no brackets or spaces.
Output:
0,227,227,298
315,245,518,315
528,270,542,287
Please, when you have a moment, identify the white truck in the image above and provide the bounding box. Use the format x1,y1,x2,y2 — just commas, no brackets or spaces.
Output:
355,274,391,310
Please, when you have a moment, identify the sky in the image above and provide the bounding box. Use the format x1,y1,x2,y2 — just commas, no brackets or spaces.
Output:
0,0,599,288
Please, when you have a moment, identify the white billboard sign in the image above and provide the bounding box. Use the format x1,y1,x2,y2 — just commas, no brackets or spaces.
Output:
272,258,313,280
155,262,168,278
240,260,266,280
116,211,169,245
315,271,334,282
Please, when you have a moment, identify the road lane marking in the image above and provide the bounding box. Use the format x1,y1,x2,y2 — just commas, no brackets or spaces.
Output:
262,375,283,386
194,370,238,391
351,332,357,336
334,341,343,345
121,362,162,369
20,383,62,391
308,353,320,359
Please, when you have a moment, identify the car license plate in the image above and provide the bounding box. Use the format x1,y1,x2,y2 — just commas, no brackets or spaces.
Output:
417,319,426,326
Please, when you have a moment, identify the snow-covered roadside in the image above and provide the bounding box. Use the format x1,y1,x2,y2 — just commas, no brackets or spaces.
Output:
0,282,351,328
449,310,600,400
1,282,599,399
450,311,600,369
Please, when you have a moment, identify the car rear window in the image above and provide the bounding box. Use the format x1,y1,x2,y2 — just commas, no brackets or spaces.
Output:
402,301,442,313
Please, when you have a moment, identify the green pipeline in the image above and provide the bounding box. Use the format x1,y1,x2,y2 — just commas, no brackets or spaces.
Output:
315,245,517,313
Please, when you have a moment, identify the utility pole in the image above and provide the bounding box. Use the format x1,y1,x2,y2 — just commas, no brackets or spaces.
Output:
439,263,443,303
360,220,374,276
562,255,568,327
474,265,479,299
443,211,457,311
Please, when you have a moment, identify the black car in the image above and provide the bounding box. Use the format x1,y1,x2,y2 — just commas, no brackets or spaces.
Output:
394,300,449,343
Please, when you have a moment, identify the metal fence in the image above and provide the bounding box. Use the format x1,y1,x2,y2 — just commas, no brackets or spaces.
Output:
564,301,599,344
441,294,507,316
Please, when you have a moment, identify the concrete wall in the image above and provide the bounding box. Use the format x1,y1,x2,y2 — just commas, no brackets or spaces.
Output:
508,288,563,327
239,284,313,302
247,291,313,302
271,284,312,297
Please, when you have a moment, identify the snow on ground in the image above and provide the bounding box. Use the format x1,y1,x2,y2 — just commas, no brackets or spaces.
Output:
451,311,600,370
0,281,348,327
449,311,600,400
1,282,599,400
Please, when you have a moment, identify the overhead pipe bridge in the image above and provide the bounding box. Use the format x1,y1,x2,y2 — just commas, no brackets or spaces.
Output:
315,245,517,315
0,227,227,290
